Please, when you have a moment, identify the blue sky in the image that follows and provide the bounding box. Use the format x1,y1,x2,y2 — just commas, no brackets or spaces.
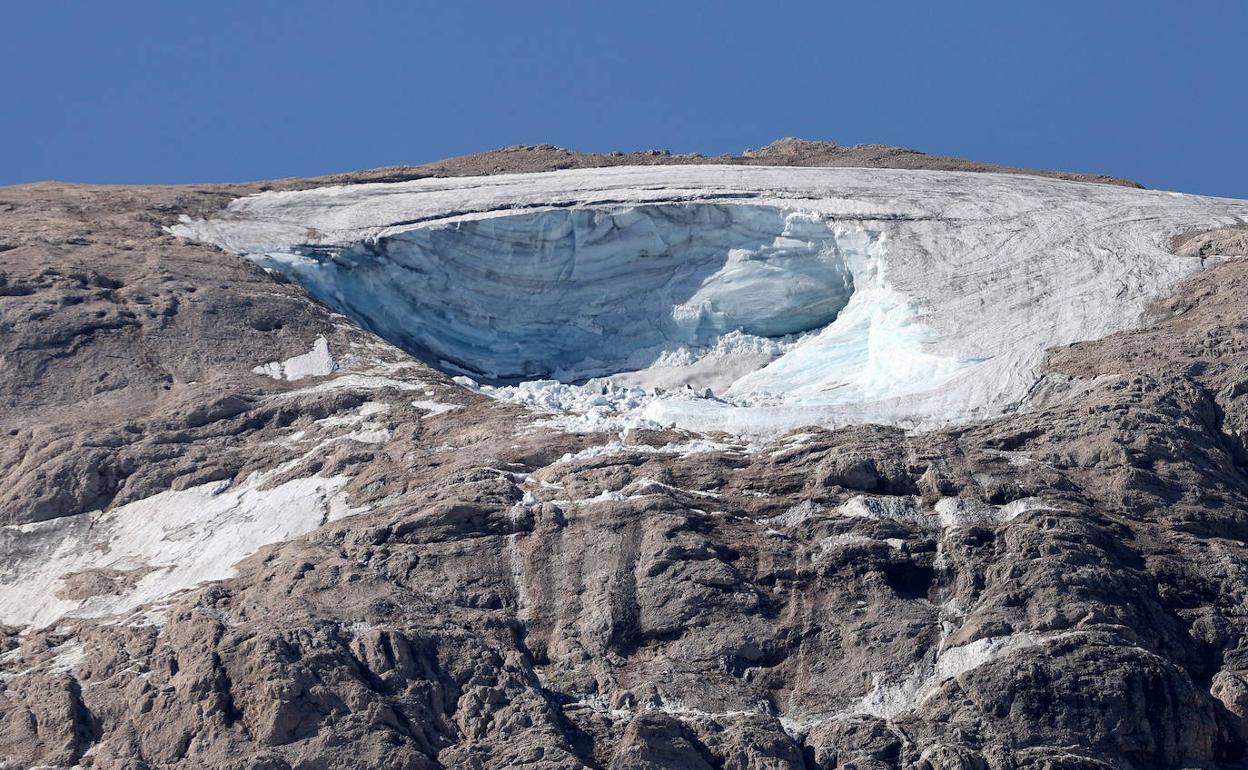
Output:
4,2,1245,197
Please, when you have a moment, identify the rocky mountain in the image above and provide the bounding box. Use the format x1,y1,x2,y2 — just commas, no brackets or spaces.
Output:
2,139,1248,770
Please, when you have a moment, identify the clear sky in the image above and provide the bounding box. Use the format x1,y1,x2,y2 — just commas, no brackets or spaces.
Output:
4,1,1245,198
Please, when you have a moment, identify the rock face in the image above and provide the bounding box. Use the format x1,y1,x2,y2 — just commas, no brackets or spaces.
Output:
2,142,1248,770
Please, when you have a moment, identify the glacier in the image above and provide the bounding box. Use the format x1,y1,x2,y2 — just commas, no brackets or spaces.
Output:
173,165,1248,434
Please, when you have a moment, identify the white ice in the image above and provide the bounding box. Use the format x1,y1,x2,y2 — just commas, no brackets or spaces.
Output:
410,398,460,417
0,473,364,629
851,632,1064,719
174,165,1248,434
253,335,337,381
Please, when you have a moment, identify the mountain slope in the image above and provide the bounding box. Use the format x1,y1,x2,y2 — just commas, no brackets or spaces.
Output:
2,143,1248,770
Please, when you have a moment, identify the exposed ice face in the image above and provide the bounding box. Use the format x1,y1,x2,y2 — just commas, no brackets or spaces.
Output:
223,201,966,433
174,165,1248,434
253,204,859,383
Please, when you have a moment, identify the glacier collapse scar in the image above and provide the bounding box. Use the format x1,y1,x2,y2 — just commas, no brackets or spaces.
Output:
252,204,861,383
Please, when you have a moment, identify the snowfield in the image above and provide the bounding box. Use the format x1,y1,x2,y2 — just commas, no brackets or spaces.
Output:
0,473,363,629
174,165,1248,434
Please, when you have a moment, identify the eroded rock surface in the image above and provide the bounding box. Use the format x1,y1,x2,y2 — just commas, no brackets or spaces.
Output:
3,144,1248,769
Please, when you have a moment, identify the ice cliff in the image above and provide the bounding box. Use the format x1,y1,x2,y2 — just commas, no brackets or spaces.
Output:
250,204,858,383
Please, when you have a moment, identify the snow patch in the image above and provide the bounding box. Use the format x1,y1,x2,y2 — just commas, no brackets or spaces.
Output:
411,399,461,417
289,373,424,394
555,436,750,464
838,495,930,527
254,335,337,381
816,533,907,554
0,473,366,629
45,638,86,675
568,691,772,727
935,496,1061,528
763,499,826,528
850,633,1060,719
836,494,1061,532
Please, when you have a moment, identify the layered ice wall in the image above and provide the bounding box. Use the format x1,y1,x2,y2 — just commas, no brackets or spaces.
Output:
174,165,1248,434
252,205,859,383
